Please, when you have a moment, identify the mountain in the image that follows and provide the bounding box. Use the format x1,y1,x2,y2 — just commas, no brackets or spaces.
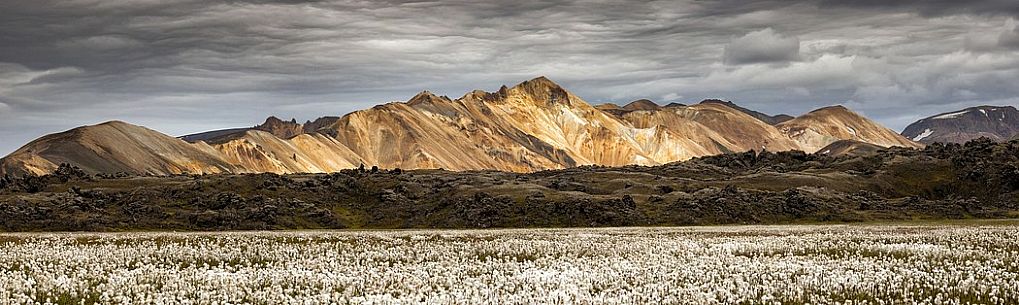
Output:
179,116,341,143
622,99,660,111
596,99,660,116
0,121,240,176
616,102,801,159
901,105,1019,144
1,77,922,175
699,99,794,125
777,106,923,153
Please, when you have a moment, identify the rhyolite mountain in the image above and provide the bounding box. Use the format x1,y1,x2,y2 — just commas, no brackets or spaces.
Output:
0,77,922,176
901,106,1019,144
698,99,794,125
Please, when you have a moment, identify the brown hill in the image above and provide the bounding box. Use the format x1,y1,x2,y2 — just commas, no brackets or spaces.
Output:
1,121,240,176
622,99,660,111
777,106,922,153
1,77,922,175
901,105,1019,144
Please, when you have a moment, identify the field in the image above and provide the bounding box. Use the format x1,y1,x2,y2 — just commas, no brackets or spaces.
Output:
1,224,1018,304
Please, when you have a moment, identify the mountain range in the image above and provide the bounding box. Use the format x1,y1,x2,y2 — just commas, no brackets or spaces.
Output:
0,76,941,176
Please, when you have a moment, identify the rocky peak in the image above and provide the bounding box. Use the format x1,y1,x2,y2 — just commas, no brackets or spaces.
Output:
510,76,571,105
255,116,304,139
407,90,452,106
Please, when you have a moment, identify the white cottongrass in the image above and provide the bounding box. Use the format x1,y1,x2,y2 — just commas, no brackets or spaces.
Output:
0,224,1017,304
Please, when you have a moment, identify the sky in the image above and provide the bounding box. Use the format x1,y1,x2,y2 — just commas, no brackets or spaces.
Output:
2,0,1019,155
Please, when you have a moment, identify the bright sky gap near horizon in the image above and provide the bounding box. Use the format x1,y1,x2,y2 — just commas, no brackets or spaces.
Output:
2,0,1019,155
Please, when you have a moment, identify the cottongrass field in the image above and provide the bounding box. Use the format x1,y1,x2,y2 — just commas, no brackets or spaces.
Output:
1,224,1018,305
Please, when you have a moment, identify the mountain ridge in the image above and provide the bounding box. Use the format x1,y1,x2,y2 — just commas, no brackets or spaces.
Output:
901,105,1019,144
1,77,923,176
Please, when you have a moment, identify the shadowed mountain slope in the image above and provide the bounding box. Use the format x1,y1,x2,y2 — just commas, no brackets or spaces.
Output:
902,105,1019,144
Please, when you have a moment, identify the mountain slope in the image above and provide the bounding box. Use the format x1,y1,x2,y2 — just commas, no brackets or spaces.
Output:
699,99,794,125
180,116,341,143
777,106,922,152
2,77,924,175
210,130,364,173
0,121,240,176
901,106,1019,144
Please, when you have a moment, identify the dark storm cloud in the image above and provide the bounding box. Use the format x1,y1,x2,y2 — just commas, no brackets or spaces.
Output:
816,0,1019,17
1,0,1019,154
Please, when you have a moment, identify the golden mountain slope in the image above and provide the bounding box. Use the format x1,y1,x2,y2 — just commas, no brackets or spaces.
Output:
1,77,922,175
211,130,363,173
0,121,240,176
777,106,923,152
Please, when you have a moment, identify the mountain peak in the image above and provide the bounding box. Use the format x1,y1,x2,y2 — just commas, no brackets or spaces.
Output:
513,76,564,91
510,76,570,105
699,99,732,105
262,116,288,125
255,116,304,138
812,105,850,113
407,90,450,106
803,105,858,118
623,99,660,111
95,120,133,127
902,105,1019,144
529,75,556,84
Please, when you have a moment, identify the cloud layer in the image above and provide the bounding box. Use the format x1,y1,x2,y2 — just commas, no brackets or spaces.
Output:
1,0,1018,154
724,28,800,65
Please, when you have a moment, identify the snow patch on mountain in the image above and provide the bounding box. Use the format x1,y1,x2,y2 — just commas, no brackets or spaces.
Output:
912,128,934,141
932,110,970,119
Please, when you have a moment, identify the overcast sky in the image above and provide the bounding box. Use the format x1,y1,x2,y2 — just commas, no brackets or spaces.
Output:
2,0,1019,155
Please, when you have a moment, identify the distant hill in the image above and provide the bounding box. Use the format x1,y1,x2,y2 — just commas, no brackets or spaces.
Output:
778,106,922,153
902,106,1019,144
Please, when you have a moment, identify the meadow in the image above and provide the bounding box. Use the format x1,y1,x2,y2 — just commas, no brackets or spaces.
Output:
1,224,1017,304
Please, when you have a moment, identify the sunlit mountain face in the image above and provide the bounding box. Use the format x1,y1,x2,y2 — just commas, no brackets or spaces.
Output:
1,77,922,176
